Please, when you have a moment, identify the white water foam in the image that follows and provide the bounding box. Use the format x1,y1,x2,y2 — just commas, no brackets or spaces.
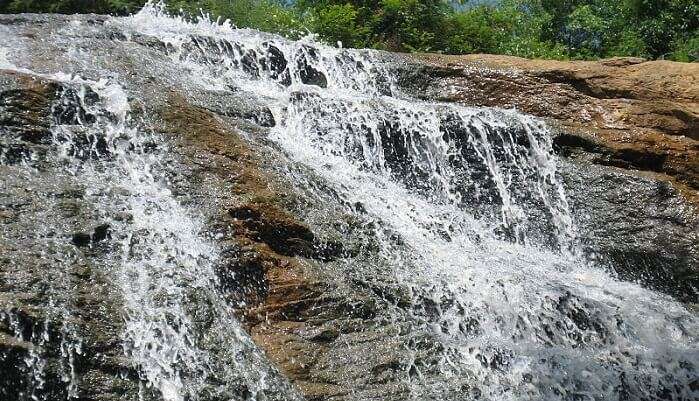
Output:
111,3,698,400
0,48,297,400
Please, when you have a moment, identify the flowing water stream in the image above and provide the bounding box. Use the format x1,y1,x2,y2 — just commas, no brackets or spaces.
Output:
0,2,697,401
1,36,299,401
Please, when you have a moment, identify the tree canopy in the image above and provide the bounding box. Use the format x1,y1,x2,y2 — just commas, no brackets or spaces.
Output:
1,0,696,61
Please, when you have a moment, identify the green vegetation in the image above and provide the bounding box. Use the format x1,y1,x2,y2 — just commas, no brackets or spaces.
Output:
0,1,143,14
1,0,696,61
166,1,303,36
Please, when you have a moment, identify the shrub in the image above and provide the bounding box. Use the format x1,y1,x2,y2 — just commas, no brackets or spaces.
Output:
669,31,699,62
442,6,501,54
606,29,649,59
0,0,696,62
307,4,369,48
167,0,305,37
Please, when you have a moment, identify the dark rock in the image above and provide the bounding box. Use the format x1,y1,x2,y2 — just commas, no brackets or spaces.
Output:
0,75,57,144
71,232,92,247
230,205,316,257
305,328,340,343
297,46,328,88
265,43,291,86
561,161,699,301
71,224,110,247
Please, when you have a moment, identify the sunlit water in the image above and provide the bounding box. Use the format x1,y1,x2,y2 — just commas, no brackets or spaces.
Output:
1,43,298,401
1,2,697,401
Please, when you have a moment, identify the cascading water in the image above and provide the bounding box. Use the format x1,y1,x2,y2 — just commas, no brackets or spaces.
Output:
112,3,576,252
0,2,697,401
0,52,300,400
111,3,697,400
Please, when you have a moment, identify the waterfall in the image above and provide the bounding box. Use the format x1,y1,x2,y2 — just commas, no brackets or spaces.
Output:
1,2,697,401
113,3,697,400
0,55,299,400
114,2,577,252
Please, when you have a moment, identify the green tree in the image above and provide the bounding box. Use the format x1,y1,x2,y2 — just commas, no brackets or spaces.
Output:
0,0,145,14
166,0,304,36
563,4,606,58
442,6,502,54
625,0,699,58
307,4,369,47
670,31,699,61
0,0,696,62
296,0,454,52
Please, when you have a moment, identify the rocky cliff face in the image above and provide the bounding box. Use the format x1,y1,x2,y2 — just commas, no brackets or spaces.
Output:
1,10,697,401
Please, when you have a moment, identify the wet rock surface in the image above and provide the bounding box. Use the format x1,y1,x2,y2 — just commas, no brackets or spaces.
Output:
1,12,697,401
385,52,699,301
156,92,415,401
0,71,143,401
391,53,698,192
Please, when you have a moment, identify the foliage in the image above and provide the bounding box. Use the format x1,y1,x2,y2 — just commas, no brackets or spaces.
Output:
442,1,566,58
0,0,697,62
441,5,503,54
305,3,368,47
521,0,698,60
0,0,144,14
563,4,606,58
670,31,699,62
295,0,453,52
166,0,304,36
